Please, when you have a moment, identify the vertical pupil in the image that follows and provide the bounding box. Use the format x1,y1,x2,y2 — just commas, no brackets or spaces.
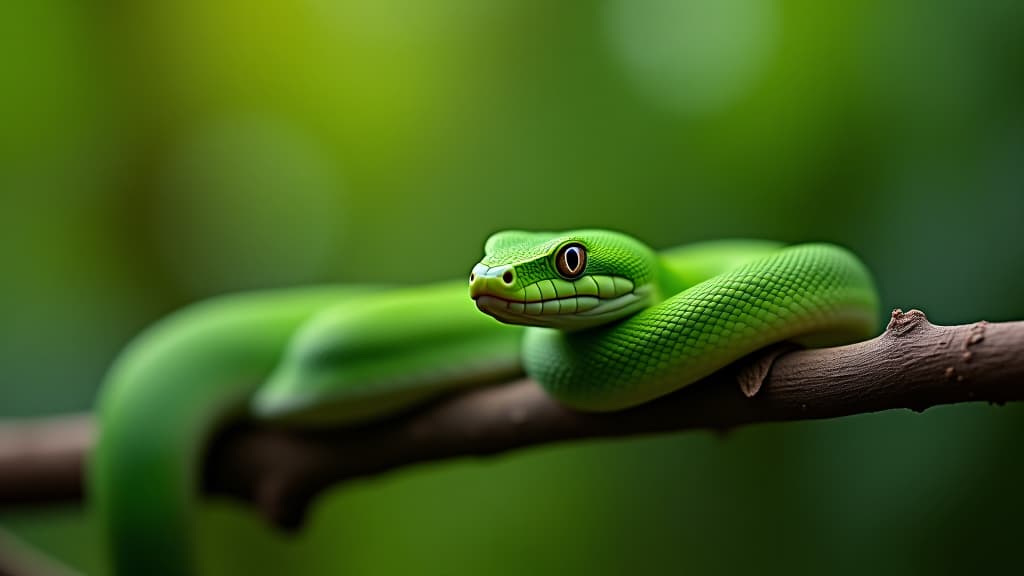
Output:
565,248,579,271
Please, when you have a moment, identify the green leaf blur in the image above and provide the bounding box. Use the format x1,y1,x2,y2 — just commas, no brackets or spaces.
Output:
1,0,1022,574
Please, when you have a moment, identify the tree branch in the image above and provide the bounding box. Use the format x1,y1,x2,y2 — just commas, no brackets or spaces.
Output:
2,310,1022,532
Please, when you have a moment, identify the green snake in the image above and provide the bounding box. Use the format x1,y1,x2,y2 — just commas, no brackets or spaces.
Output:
91,229,879,575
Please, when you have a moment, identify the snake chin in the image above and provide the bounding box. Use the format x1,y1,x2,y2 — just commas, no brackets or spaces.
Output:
474,284,655,331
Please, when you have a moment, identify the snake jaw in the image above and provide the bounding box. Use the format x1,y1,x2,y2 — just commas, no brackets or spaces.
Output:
473,283,656,331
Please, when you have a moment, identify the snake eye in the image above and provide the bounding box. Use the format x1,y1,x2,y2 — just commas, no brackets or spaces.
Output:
555,243,587,280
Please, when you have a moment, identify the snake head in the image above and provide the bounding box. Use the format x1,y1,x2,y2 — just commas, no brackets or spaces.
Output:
470,229,659,331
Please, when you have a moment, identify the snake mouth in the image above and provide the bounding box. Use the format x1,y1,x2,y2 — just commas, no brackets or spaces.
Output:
475,293,604,315
473,285,654,330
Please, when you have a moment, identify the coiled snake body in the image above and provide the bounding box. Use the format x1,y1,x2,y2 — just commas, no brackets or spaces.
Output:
93,229,878,575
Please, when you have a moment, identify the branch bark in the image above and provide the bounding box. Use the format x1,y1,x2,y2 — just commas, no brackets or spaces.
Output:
1,310,1022,531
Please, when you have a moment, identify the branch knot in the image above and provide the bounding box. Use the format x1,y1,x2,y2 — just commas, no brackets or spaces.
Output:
886,308,930,336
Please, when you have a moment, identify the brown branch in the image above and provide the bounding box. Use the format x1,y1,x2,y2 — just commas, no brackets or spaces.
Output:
2,310,1022,533
0,414,91,506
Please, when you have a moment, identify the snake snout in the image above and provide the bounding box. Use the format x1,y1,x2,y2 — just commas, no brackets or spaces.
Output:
469,264,517,300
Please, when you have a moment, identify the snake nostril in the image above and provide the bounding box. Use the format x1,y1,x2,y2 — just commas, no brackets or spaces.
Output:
502,270,514,285
470,273,476,283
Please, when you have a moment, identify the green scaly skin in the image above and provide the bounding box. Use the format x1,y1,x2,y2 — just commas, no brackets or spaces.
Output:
92,229,878,575
471,231,878,409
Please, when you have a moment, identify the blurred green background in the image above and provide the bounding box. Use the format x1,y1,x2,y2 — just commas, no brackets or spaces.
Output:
2,0,1023,574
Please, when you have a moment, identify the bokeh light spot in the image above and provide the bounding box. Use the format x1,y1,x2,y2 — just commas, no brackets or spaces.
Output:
155,114,342,295
605,0,779,115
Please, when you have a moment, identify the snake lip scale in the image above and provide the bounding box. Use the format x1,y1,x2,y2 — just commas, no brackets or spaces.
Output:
473,287,653,330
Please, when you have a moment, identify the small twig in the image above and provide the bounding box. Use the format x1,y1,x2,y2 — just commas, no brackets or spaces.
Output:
1,310,1022,532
